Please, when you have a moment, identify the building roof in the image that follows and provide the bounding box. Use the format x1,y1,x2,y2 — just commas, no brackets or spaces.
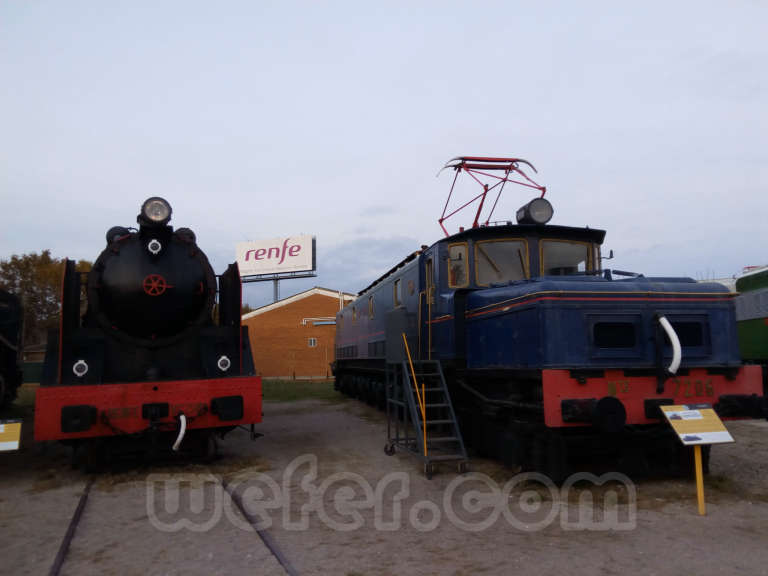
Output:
242,286,356,319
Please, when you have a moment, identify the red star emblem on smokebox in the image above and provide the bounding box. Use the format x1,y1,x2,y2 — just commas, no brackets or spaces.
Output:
142,274,172,296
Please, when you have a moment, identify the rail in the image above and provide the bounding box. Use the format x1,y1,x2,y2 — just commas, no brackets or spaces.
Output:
48,477,94,576
48,473,298,576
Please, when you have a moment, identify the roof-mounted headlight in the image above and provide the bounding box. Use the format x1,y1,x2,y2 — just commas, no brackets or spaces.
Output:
139,197,172,227
516,197,553,225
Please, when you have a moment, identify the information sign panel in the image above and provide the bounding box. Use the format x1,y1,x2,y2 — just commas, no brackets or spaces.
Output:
661,404,734,446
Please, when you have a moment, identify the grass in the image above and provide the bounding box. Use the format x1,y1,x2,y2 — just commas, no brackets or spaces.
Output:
261,378,345,403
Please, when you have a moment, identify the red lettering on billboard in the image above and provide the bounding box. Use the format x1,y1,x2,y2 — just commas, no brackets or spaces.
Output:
244,241,302,263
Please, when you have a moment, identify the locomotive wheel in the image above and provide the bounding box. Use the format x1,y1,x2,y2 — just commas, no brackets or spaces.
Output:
84,440,106,473
70,442,82,470
474,413,494,457
0,373,15,409
376,385,386,410
365,381,375,406
534,430,568,484
501,427,523,470
194,431,219,462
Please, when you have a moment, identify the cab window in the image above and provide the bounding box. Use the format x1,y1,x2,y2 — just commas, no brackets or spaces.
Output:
393,279,402,306
541,240,592,275
474,239,528,286
448,243,469,288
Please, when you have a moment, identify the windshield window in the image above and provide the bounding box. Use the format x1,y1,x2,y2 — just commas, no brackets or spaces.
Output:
541,240,591,275
448,243,469,288
475,239,528,286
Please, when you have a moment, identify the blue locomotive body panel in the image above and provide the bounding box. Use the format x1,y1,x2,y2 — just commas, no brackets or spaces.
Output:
336,226,741,372
335,253,422,362
464,277,740,371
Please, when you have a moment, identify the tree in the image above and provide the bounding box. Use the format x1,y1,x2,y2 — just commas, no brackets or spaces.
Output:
0,251,91,346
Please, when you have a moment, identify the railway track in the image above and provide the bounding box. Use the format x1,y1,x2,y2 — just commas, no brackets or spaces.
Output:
222,478,299,576
47,477,94,576
47,474,298,576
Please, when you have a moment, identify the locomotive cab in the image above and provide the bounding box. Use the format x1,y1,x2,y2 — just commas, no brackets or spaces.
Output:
433,222,605,292
421,218,606,366
429,195,603,299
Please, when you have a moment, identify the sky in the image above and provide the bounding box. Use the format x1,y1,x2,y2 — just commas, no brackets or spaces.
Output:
1,1,766,308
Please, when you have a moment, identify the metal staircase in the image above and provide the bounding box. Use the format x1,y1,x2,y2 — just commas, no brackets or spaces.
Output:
385,357,468,478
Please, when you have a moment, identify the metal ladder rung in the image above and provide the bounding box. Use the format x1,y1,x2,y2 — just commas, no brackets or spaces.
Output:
427,454,466,462
423,419,453,425
428,436,459,443
425,403,449,408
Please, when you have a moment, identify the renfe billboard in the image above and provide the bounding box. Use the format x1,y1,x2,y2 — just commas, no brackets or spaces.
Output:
236,235,316,276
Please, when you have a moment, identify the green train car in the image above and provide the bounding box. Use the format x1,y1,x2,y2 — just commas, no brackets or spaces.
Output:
735,266,768,390
736,266,768,360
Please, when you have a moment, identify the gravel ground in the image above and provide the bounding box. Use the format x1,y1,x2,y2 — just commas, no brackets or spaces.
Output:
2,386,768,576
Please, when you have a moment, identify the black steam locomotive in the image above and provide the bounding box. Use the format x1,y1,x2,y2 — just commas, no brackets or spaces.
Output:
34,198,261,455
0,289,23,409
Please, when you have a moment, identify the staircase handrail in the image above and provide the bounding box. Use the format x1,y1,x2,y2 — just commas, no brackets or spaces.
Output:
402,333,427,457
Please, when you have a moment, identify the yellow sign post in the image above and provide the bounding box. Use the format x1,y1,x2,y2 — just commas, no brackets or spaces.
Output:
661,404,733,516
0,420,22,452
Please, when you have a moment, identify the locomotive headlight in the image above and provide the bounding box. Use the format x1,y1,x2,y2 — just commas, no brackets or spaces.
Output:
73,359,89,378
217,355,231,372
516,197,553,225
139,197,172,227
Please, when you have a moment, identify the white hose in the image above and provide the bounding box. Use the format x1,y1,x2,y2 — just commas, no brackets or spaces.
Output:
658,315,681,375
172,413,187,452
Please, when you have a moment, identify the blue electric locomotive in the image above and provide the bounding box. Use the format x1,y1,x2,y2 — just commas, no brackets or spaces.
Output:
333,157,766,476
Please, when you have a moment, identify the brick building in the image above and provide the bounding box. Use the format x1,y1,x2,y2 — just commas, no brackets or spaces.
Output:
242,287,356,379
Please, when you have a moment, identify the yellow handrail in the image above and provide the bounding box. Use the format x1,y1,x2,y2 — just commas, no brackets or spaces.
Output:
417,290,423,358
427,286,432,360
402,333,427,457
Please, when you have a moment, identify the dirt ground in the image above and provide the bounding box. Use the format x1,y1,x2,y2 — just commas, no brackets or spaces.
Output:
2,384,768,576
